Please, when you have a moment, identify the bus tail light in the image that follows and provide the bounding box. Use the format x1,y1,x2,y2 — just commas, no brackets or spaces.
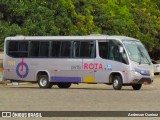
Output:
143,81,148,85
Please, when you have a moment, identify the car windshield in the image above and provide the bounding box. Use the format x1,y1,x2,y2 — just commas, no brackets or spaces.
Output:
123,40,151,64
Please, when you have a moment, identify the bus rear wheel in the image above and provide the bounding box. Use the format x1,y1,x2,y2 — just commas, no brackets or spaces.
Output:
132,84,142,90
38,75,53,88
113,76,122,90
57,83,71,88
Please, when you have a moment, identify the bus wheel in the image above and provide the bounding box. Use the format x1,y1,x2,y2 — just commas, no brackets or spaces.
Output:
57,83,71,88
113,76,122,90
38,75,53,88
132,84,142,90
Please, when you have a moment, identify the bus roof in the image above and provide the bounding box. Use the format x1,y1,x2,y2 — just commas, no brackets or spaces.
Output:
5,35,138,41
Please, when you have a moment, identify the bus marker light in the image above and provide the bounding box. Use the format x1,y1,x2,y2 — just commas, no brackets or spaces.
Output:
7,69,10,72
122,70,128,74
144,81,148,85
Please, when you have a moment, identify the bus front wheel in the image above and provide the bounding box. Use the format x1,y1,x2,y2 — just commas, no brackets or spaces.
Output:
57,83,71,88
132,84,142,90
113,76,122,90
38,75,53,88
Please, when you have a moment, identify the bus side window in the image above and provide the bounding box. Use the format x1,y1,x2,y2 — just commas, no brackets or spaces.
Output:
108,40,121,62
108,40,128,64
80,42,89,58
99,42,108,59
29,41,40,57
7,41,28,58
39,42,49,57
8,41,18,52
18,41,28,57
72,41,80,58
109,45,120,61
51,41,71,58
80,41,96,58
61,41,71,58
51,41,61,57
90,41,96,58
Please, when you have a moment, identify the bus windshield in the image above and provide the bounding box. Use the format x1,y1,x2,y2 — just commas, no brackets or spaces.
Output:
123,40,151,64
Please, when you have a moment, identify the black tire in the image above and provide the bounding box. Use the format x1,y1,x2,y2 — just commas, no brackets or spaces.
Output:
57,83,71,88
113,76,122,90
132,84,142,90
38,75,53,88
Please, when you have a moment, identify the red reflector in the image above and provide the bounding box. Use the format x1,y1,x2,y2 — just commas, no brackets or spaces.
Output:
144,81,148,84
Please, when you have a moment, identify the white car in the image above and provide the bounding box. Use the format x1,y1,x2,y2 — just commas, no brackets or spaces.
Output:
152,60,160,75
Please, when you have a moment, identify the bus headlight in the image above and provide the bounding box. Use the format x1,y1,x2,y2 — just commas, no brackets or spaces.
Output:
132,71,141,76
134,71,140,75
150,69,154,76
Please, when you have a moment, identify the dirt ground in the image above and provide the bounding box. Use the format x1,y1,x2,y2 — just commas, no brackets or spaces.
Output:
0,76,160,119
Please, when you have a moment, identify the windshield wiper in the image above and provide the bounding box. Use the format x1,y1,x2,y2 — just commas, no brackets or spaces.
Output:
137,47,151,65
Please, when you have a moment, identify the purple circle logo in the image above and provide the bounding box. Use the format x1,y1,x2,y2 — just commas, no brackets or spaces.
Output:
16,62,29,78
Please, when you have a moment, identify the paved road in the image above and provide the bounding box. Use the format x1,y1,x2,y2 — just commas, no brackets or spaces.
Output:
0,76,160,119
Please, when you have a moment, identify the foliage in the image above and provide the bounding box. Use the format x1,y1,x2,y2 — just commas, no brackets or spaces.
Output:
0,0,159,59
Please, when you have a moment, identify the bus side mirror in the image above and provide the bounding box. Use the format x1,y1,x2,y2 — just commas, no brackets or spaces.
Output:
119,46,124,53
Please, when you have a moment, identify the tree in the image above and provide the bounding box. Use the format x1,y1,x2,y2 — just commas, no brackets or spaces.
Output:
0,0,159,58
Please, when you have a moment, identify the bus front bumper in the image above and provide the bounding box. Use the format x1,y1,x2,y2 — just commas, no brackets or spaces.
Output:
132,77,153,84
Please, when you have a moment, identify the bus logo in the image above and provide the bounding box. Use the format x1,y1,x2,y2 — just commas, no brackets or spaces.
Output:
16,62,29,78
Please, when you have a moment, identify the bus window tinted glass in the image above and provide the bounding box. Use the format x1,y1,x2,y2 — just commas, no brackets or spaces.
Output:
8,41,28,57
8,41,18,51
108,40,121,61
30,41,40,57
61,41,71,57
18,42,28,57
19,42,28,52
72,41,80,57
99,42,108,59
80,41,96,58
39,42,49,57
51,41,61,57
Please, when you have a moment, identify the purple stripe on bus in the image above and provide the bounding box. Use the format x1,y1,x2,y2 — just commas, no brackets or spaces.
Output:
51,76,81,82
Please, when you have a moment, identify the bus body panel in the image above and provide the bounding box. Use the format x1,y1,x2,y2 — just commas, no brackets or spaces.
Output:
51,59,81,83
94,59,131,83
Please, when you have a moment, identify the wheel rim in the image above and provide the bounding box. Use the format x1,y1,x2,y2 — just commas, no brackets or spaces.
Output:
113,79,119,88
40,77,47,87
